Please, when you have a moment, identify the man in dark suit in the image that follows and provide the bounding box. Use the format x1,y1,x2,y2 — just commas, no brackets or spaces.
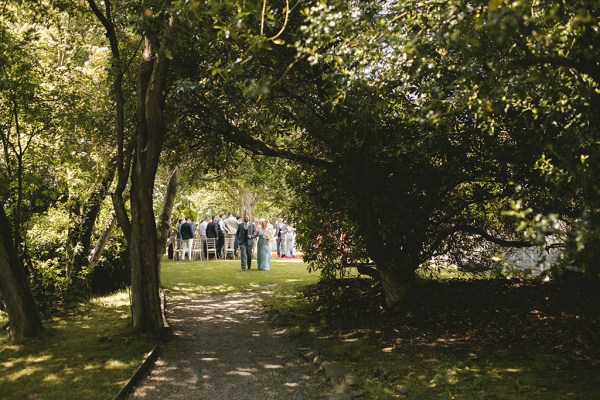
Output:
180,217,195,261
235,214,256,271
206,216,218,239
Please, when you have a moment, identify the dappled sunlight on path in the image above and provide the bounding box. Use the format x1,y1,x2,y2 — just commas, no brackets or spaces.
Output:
128,291,327,399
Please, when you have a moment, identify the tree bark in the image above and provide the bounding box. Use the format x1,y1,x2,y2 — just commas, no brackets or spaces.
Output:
0,205,43,340
88,211,117,269
156,165,179,260
88,0,175,335
128,28,173,334
238,186,257,217
377,266,411,307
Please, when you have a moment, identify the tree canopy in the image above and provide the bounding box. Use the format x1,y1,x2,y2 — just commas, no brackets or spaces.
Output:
0,0,598,336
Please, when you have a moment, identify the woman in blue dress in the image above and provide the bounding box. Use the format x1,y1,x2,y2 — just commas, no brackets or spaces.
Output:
256,220,272,271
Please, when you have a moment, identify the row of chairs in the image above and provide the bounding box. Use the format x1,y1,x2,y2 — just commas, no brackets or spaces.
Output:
172,235,236,261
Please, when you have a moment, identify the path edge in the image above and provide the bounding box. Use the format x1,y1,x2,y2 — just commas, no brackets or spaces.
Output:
114,343,161,400
113,289,171,400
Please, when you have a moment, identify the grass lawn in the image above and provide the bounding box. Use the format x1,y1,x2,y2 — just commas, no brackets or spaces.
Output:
0,292,155,400
2,256,598,399
160,255,320,294
0,255,318,400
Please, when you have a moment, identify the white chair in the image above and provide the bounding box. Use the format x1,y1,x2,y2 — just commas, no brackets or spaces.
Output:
205,238,218,260
223,235,236,259
192,237,204,261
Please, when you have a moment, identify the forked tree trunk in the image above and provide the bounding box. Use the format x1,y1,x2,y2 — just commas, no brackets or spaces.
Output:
0,205,42,340
88,211,116,269
156,166,179,258
88,1,175,334
67,159,116,299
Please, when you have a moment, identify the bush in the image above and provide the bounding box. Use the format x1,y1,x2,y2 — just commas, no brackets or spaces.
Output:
89,231,130,294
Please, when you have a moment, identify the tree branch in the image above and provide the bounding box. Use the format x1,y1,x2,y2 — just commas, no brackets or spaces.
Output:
219,119,331,169
455,225,534,248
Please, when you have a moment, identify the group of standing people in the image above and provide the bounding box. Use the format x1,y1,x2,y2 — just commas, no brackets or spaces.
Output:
273,220,296,259
235,216,297,271
172,214,296,273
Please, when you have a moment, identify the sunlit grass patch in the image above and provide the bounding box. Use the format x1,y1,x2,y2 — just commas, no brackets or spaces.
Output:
0,289,155,400
160,256,319,295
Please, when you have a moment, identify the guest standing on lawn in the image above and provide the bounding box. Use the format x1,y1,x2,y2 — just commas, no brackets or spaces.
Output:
256,220,272,271
236,214,256,271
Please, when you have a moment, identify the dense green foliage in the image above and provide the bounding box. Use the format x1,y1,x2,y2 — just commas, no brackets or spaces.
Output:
214,0,600,289
0,0,598,332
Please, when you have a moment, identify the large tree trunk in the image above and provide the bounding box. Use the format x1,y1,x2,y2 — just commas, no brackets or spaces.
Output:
156,166,179,258
128,29,172,334
367,237,419,307
377,266,412,307
0,205,42,340
88,1,175,335
238,186,257,217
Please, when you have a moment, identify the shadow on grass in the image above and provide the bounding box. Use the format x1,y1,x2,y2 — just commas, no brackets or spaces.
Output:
0,294,155,400
277,277,600,399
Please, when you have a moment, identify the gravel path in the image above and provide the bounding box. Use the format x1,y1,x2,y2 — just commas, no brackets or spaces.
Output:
128,290,329,400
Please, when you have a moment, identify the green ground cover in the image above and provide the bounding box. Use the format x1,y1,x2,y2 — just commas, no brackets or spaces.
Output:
2,257,598,399
0,292,155,400
0,256,318,400
264,277,600,399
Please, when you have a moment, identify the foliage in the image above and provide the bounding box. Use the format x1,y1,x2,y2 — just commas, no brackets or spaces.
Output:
204,0,600,294
25,202,130,311
1,0,120,311
290,167,370,279
88,229,130,295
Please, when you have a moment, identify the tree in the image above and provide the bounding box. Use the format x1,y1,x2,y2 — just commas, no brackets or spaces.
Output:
188,0,599,305
87,0,185,333
0,205,43,340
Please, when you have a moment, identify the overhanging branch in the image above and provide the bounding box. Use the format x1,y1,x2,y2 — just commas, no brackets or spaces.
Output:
456,225,534,248
217,117,331,169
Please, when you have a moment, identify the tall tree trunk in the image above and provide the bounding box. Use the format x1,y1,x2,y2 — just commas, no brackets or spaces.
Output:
156,165,179,259
88,211,117,269
66,159,116,299
88,0,175,335
376,264,412,307
238,186,257,217
0,205,42,340
128,28,173,333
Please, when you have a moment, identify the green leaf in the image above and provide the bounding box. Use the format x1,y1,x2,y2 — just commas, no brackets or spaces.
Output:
489,0,503,12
